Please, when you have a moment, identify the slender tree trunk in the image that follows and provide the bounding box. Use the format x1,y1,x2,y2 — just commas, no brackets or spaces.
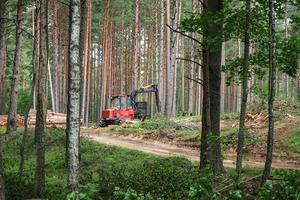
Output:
35,0,48,197
188,0,196,115
0,137,4,200
160,0,166,112
207,0,225,175
168,0,180,117
67,0,81,195
297,68,300,102
0,0,7,116
0,1,5,181
52,0,60,112
0,4,5,189
164,0,171,117
220,43,225,113
236,0,250,179
200,44,210,169
133,0,140,89
262,0,276,185
284,3,289,99
48,59,55,111
19,8,39,177
6,0,24,133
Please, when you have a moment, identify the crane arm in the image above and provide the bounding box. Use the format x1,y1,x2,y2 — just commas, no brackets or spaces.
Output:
130,84,161,112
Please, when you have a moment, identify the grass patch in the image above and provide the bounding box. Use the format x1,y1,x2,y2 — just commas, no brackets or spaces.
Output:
3,128,298,200
3,128,199,200
0,128,5,135
221,112,240,120
283,129,300,154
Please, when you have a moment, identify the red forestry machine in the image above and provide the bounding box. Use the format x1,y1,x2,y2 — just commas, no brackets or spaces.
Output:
98,84,160,127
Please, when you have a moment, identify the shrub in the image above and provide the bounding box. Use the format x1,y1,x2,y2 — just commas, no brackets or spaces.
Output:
114,187,156,200
139,114,182,131
259,170,300,200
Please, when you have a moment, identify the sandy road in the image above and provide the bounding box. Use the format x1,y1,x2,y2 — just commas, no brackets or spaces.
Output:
81,128,300,170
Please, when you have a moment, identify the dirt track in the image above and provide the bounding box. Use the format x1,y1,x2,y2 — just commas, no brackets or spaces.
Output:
81,128,300,170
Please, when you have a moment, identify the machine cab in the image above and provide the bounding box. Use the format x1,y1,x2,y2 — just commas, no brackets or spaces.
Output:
100,95,135,122
111,95,132,109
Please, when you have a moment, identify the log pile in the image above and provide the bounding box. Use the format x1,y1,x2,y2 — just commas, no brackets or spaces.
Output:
0,110,81,128
28,109,68,127
0,115,24,128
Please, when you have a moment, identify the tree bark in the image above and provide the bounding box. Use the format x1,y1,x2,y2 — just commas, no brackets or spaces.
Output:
261,0,276,185
164,0,171,117
66,0,81,195
0,0,7,116
0,137,4,200
20,8,39,177
133,0,140,89
160,0,166,113
236,0,250,179
188,0,196,115
207,0,225,175
35,0,48,197
6,0,24,133
200,42,210,169
52,0,60,112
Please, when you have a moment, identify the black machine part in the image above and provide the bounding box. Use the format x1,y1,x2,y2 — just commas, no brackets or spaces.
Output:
130,84,161,115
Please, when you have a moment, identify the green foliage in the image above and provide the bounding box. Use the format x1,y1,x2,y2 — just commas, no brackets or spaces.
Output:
138,114,182,131
188,169,220,200
4,128,199,199
259,170,300,200
283,129,300,154
221,129,262,147
67,192,92,200
221,112,239,120
114,187,156,200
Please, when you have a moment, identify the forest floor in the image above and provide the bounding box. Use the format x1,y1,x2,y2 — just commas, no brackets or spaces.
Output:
81,127,300,170
82,101,300,170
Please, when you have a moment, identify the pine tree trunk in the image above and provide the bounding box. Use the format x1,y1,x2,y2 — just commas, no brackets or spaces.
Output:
188,0,196,115
160,0,165,112
261,0,276,185
207,0,225,175
200,44,210,169
6,0,24,133
35,0,48,197
0,4,5,194
133,0,140,89
52,0,60,112
19,8,39,177
297,68,300,102
168,0,180,117
236,0,250,178
67,0,81,195
0,138,4,200
164,0,171,117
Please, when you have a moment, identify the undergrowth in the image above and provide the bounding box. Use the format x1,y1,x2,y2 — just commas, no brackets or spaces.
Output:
283,129,300,154
3,128,299,199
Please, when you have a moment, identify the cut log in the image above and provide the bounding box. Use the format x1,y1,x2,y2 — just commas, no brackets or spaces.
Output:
0,109,83,128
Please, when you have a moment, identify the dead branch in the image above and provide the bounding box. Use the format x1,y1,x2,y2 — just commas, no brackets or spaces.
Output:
166,24,204,46
176,57,203,67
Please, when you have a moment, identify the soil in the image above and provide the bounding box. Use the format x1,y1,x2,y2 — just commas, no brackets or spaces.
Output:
81,128,300,170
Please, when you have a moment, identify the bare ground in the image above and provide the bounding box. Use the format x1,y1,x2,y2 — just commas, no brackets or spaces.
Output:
81,128,300,170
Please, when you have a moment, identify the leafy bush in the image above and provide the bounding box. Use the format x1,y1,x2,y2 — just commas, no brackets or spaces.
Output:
188,169,219,200
221,130,261,147
139,114,182,131
283,130,300,154
114,187,156,200
67,192,92,200
221,113,240,120
259,170,300,200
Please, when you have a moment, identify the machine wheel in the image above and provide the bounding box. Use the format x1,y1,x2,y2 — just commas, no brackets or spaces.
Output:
98,120,107,127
